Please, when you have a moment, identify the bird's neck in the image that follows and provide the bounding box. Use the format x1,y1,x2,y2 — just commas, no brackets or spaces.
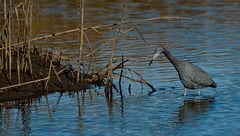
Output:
162,48,180,68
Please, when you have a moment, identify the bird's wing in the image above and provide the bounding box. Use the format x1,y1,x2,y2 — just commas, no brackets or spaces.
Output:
187,64,215,87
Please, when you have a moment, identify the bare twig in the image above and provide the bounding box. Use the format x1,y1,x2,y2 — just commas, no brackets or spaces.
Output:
134,25,149,47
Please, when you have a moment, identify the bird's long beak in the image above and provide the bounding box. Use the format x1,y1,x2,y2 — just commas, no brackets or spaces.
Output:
149,51,161,66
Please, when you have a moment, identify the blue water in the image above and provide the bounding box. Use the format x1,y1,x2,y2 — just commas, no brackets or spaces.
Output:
1,0,240,135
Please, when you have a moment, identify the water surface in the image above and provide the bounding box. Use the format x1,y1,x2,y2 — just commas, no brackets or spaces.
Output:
1,0,240,135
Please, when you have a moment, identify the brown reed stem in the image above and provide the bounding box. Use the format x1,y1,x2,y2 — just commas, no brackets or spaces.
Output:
4,0,8,71
52,64,63,88
0,77,49,91
29,1,33,75
83,32,94,75
68,28,130,76
44,55,54,91
14,4,21,84
77,0,84,83
105,2,126,91
8,0,12,80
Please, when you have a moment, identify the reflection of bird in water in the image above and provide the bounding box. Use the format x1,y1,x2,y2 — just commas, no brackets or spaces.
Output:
177,97,215,124
149,47,217,96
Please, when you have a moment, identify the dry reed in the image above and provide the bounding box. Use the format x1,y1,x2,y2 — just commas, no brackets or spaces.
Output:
105,2,127,92
1,0,34,81
0,0,193,97
44,54,54,91
77,0,85,83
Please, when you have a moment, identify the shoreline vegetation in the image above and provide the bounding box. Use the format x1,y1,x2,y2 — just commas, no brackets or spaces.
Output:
0,0,190,104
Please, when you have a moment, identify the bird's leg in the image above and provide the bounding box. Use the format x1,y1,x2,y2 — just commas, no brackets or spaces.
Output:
184,88,187,96
197,89,200,96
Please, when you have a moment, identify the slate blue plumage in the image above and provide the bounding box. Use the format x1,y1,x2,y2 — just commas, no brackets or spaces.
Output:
149,47,216,96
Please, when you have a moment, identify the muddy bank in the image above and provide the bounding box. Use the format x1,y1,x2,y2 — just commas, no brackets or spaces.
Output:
0,48,104,102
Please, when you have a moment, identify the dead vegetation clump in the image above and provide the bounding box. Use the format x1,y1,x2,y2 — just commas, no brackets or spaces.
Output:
0,0,191,103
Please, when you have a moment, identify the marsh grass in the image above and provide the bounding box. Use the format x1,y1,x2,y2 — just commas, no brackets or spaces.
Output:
0,0,191,95
1,0,34,80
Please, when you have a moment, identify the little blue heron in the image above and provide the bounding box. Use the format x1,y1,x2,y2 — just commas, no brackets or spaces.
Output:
149,47,216,96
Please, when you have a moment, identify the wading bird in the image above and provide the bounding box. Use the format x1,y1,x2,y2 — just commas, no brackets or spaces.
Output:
149,47,216,96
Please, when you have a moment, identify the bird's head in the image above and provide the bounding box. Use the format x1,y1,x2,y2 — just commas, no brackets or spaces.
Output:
149,47,165,66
